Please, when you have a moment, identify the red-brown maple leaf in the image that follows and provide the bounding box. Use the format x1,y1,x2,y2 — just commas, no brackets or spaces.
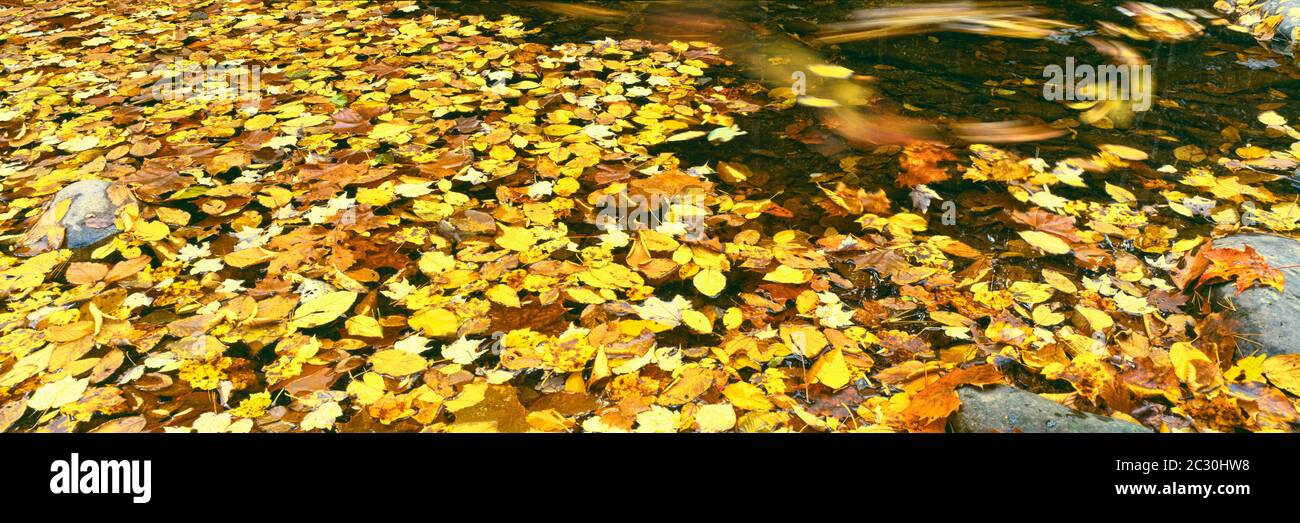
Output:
1197,245,1286,294
896,143,956,188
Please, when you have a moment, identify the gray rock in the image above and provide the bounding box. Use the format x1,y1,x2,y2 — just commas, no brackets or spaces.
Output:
1262,0,1300,56
950,385,1150,433
436,209,497,243
52,180,125,249
1208,233,1300,358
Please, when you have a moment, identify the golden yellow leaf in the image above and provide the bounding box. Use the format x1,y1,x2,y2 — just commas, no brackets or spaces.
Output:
1031,305,1065,326
780,324,828,358
543,124,582,136
810,347,852,389
797,96,841,108
356,183,396,207
564,287,607,304
130,221,170,242
722,307,743,330
681,309,712,333
291,291,358,329
763,264,811,284
486,284,521,307
722,382,773,411
1018,230,1071,255
408,307,459,338
345,315,384,338
495,225,536,251
369,349,428,376
368,122,409,140
244,113,278,130
300,401,342,431
692,269,726,297
1170,341,1222,390
1105,182,1136,204
1099,144,1148,161
695,403,737,432
489,144,516,161
666,130,707,142
1075,305,1114,332
1262,354,1300,396
1041,269,1077,293
347,372,387,405
807,63,854,79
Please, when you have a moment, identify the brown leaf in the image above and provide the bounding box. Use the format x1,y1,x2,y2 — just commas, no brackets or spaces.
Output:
66,262,108,285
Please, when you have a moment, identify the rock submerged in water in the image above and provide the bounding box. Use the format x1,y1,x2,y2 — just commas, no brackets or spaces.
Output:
950,385,1150,433
1262,0,1300,56
55,180,125,249
19,179,133,256
1208,233,1300,358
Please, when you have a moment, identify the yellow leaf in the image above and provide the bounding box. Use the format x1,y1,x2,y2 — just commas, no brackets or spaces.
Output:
1075,305,1114,332
1041,269,1077,293
356,183,395,207
224,248,274,268
675,63,703,76
716,161,750,184
244,113,278,130
1258,111,1287,127
807,63,854,79
1105,182,1136,204
695,403,737,432
489,144,516,161
1262,354,1300,396
486,284,521,307
368,122,409,141
1099,144,1149,161
58,135,100,153
564,287,607,304
1018,230,1071,255
28,375,88,411
1009,281,1054,304
1236,145,1269,159
810,347,852,389
722,382,773,411
681,309,712,333
369,349,428,376
1031,305,1065,326
300,401,342,431
666,130,707,142
780,324,828,358
797,96,841,108
291,291,358,329
347,372,387,405
0,250,67,295
495,225,536,251
445,382,488,412
722,307,743,330
1170,342,1221,390
408,307,459,338
131,221,170,242
764,264,811,284
543,124,582,136
345,315,384,338
692,269,726,297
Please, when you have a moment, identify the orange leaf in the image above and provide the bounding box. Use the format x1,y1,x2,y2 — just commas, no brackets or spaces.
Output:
1198,245,1285,294
896,143,955,188
903,364,1003,422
